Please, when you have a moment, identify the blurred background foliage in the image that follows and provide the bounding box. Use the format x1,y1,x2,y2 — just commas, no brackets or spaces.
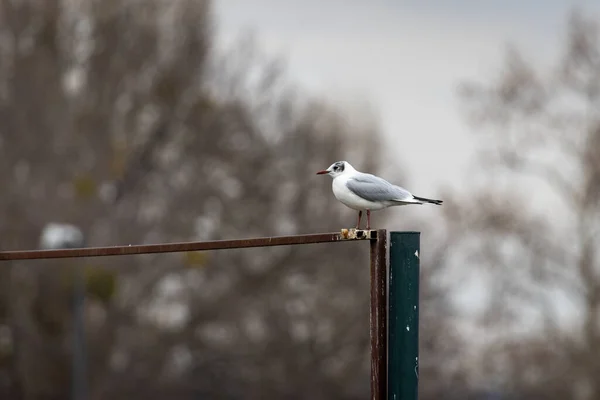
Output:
0,1,599,399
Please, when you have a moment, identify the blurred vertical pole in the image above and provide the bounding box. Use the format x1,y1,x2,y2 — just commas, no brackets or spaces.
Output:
39,224,87,400
72,266,87,400
388,232,420,400
370,230,387,400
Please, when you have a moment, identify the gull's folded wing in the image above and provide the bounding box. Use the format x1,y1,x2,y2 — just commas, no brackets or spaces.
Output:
346,174,417,203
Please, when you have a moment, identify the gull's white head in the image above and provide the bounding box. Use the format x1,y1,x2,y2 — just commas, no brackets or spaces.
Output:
316,161,354,178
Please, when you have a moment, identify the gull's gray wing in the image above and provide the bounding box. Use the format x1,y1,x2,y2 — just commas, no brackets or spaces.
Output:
346,173,415,202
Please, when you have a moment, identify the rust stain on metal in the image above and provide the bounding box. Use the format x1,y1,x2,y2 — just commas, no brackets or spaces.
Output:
0,231,375,261
370,229,387,400
340,229,376,240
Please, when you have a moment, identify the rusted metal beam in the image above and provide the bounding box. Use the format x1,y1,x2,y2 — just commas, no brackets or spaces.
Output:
370,229,387,400
0,230,378,261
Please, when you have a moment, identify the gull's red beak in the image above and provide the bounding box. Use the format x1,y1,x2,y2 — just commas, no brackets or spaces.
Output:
316,170,329,175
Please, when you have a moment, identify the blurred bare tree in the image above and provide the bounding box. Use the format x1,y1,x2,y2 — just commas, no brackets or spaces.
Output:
452,10,600,399
0,1,459,399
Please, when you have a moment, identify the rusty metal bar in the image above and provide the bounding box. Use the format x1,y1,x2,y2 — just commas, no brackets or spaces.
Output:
0,230,378,261
370,229,387,400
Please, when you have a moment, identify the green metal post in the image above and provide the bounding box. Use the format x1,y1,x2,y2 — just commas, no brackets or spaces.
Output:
388,232,420,400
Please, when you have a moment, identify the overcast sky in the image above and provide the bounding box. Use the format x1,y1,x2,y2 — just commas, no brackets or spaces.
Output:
214,1,600,324
215,0,600,197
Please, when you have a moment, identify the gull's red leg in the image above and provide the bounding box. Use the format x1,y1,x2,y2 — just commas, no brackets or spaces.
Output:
366,210,371,230
356,210,362,229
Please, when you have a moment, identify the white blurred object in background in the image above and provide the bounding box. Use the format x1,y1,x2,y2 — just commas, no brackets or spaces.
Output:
39,223,85,249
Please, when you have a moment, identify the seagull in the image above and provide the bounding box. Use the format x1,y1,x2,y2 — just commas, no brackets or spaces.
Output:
317,161,442,229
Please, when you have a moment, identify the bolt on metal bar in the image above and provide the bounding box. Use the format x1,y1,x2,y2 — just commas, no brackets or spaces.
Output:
370,229,388,400
0,230,378,261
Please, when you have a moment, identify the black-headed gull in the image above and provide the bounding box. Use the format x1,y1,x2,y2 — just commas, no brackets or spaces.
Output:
317,161,442,229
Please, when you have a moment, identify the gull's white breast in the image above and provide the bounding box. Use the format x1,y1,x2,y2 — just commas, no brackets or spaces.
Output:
332,175,389,211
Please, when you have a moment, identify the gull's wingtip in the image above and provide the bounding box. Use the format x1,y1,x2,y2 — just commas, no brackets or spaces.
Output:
412,195,443,205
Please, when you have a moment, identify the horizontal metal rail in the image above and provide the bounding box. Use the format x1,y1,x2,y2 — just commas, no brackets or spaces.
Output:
0,228,388,400
0,230,377,261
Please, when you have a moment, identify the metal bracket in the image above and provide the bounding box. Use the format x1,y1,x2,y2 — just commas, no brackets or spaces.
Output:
340,229,377,240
